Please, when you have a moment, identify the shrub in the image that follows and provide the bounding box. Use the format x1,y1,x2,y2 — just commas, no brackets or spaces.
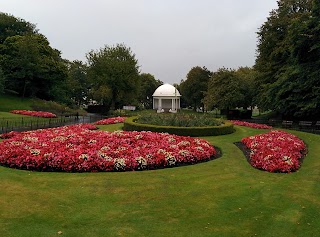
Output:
136,113,223,127
123,116,234,137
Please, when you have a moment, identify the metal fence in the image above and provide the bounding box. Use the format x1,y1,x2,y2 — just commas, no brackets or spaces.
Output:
242,118,320,134
0,114,105,134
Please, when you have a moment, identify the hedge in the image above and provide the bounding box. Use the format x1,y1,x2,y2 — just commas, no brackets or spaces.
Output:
123,116,235,137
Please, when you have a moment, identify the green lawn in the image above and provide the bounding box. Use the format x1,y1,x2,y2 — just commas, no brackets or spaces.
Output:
0,112,71,130
0,94,33,112
1,124,320,237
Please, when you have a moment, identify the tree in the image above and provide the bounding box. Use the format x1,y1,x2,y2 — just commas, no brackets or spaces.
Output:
204,68,246,110
0,67,5,94
138,73,162,109
254,0,319,118
179,66,211,110
86,44,140,109
0,12,38,44
234,67,257,109
66,60,90,106
0,34,68,100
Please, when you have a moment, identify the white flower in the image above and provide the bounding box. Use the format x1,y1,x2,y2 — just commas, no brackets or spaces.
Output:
135,134,143,140
135,156,147,169
179,150,190,157
165,152,176,166
79,153,88,160
177,141,190,147
30,149,41,155
196,146,204,151
114,158,126,170
23,136,38,141
282,156,293,165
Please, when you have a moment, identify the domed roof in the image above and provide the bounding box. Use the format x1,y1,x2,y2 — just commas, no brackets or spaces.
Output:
153,84,181,97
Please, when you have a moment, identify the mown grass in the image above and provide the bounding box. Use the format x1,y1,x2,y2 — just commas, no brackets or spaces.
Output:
1,124,320,237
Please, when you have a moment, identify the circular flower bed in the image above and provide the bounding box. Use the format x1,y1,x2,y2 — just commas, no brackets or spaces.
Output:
241,130,306,173
10,110,57,118
0,124,216,172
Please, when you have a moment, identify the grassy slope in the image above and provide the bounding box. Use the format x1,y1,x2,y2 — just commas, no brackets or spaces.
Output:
1,124,320,237
0,94,33,112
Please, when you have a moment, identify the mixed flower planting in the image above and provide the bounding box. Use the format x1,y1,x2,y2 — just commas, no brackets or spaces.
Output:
231,120,272,129
10,110,57,118
94,116,126,125
241,130,306,173
0,124,216,172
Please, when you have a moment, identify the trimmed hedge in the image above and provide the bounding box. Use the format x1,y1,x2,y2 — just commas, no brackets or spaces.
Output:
123,116,235,137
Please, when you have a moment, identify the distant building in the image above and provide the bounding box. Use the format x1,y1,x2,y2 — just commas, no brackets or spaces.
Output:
152,84,181,113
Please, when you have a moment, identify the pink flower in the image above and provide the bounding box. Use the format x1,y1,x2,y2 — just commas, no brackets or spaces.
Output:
241,130,306,173
94,117,126,125
231,120,272,129
10,110,57,118
0,124,216,172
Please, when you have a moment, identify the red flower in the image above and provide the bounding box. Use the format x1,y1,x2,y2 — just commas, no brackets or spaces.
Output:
94,117,126,125
241,130,306,173
231,120,272,129
0,124,216,172
10,110,57,118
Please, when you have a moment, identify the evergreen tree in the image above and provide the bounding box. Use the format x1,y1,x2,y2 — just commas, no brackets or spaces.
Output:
254,0,320,118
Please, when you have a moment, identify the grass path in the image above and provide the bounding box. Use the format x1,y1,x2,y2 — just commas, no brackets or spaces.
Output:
1,124,320,236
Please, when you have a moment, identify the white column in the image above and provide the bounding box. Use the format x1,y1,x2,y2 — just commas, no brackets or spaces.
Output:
159,98,162,110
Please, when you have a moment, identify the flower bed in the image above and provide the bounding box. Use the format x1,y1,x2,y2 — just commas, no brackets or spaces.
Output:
231,120,272,129
137,113,223,127
10,110,57,118
241,130,306,173
0,124,216,172
94,116,126,125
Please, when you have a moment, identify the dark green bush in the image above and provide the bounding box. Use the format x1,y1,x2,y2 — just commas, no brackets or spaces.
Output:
123,116,234,137
31,99,87,116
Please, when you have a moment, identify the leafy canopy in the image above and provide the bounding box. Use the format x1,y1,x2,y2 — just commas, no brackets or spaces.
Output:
255,0,320,118
86,44,140,109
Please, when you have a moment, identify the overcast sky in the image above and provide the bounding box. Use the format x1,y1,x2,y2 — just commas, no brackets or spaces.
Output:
2,0,278,84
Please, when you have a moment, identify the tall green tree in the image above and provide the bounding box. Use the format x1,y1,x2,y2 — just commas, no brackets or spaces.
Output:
86,44,140,109
254,0,319,118
0,12,38,44
66,60,89,106
138,73,162,109
0,67,5,94
235,67,257,109
179,66,211,110
0,34,68,100
204,68,246,110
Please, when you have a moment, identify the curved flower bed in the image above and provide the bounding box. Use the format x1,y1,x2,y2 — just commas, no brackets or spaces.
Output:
231,120,272,129
0,124,216,172
10,110,57,118
94,116,126,125
241,130,306,173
